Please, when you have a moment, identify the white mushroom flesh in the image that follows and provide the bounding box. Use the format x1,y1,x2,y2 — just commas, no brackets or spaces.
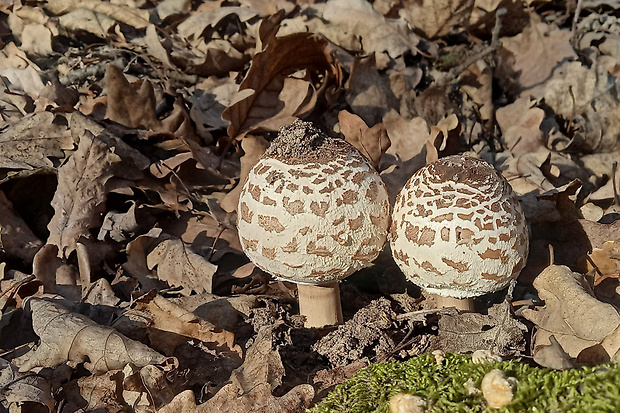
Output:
390,155,529,298
238,120,390,285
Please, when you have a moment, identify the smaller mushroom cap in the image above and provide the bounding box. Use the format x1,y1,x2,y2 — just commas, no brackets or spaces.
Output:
390,155,529,298
237,120,390,285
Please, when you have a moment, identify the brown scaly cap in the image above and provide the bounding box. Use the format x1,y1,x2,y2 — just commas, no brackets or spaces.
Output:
263,119,354,164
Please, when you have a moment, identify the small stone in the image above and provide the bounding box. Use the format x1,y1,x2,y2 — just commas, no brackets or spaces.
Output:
389,393,426,413
472,349,502,364
481,369,518,408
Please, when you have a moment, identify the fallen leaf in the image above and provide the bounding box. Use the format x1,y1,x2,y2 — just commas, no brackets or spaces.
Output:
146,238,216,295
176,7,258,41
136,294,242,359
0,358,55,412
0,191,42,263
222,16,342,139
57,8,115,38
47,131,120,258
533,335,575,370
0,111,73,170
460,60,493,121
44,0,150,29
378,116,436,203
104,65,161,130
220,135,269,212
324,0,420,58
404,0,474,39
522,265,620,359
498,20,576,95
430,301,527,357
13,297,169,374
496,97,545,155
339,110,390,170
344,53,400,125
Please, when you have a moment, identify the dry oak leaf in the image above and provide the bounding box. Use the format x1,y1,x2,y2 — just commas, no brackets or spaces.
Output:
323,0,420,58
135,294,242,360
460,60,494,121
430,301,527,357
496,97,545,155
176,6,258,41
159,384,314,413
14,297,169,374
0,111,73,170
57,8,116,38
344,53,400,126
522,265,620,359
404,0,474,39
338,110,390,170
222,16,342,140
0,358,55,412
47,131,120,258
44,0,150,29
160,322,314,412
583,240,620,281
104,65,161,131
195,323,314,412
220,135,269,212
498,21,576,95
378,116,437,203
146,238,216,295
180,214,244,262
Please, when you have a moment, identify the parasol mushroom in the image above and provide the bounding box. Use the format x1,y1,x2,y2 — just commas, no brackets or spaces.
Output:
390,155,529,311
237,119,390,327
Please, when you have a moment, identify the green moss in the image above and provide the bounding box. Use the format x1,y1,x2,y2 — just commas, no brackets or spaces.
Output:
311,353,620,412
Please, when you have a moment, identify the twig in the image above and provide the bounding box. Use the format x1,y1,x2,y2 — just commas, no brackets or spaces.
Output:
435,8,506,88
396,307,457,321
571,0,584,48
612,161,619,206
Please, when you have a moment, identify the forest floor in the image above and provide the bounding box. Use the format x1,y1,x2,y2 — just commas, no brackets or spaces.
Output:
1,0,620,411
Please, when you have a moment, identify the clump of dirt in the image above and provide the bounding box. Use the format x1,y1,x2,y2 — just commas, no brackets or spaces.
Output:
312,298,399,367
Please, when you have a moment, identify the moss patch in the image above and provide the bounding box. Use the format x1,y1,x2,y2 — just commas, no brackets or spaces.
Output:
311,353,620,412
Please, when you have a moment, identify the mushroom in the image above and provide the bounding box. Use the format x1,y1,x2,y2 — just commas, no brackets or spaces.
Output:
237,119,390,327
390,155,528,311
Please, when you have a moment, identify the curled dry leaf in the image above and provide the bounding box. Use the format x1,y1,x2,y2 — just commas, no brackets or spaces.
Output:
47,131,120,259
522,265,620,360
222,15,342,140
135,294,242,359
496,97,545,155
498,21,576,96
323,0,420,58
344,54,400,125
0,358,55,412
220,135,269,212
197,323,314,413
338,110,390,170
146,238,216,295
378,116,436,203
13,297,169,374
430,301,527,357
44,0,150,29
104,65,160,130
0,111,73,171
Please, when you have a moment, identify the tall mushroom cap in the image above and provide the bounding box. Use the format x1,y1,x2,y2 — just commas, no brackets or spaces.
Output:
237,119,390,285
390,155,529,298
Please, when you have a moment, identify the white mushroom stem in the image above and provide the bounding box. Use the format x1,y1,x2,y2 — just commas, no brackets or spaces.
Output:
430,293,475,312
297,282,343,328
